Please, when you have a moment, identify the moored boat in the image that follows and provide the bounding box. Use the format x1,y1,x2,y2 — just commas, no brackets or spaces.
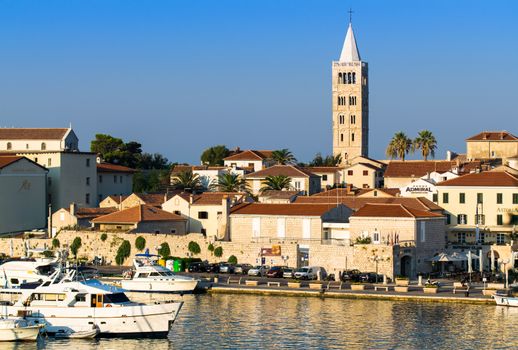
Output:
494,290,518,307
0,318,42,342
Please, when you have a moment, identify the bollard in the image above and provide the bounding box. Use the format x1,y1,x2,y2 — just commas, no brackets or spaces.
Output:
418,275,423,286
214,275,219,284
383,274,387,285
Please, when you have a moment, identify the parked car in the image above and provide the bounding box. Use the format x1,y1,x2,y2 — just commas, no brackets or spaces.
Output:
206,263,220,273
294,266,327,280
266,266,284,278
359,272,383,283
188,262,208,273
341,269,361,282
248,265,269,277
282,267,295,279
219,263,235,274
234,264,253,275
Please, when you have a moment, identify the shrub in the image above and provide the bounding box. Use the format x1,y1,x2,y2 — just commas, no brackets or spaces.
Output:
228,255,237,264
115,240,131,265
70,237,82,258
207,243,214,254
214,246,223,258
135,236,146,251
100,233,108,242
188,241,201,255
51,238,60,249
42,250,54,258
355,237,372,244
158,242,171,259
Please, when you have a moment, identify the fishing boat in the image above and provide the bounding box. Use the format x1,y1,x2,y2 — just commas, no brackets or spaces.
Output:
0,318,42,342
120,252,199,293
0,269,183,338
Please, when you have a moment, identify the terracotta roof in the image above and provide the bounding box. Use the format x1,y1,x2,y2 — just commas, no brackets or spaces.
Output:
259,190,300,199
0,128,69,140
0,156,24,169
466,131,518,141
385,161,460,178
134,193,174,206
92,204,185,223
246,165,317,178
294,196,443,212
344,162,383,171
175,192,246,205
356,188,401,197
303,166,343,173
436,171,518,187
351,204,444,218
97,162,136,173
65,207,117,219
103,195,129,204
312,188,358,197
230,203,339,216
224,150,273,161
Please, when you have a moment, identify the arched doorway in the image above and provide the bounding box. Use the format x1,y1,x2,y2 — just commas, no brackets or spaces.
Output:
401,256,412,277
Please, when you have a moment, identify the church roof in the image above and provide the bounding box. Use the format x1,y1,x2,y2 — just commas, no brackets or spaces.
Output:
339,23,361,62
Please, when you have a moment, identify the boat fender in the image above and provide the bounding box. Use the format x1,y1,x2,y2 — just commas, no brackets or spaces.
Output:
106,304,112,307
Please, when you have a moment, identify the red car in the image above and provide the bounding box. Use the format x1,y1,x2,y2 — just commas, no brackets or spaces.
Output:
266,266,284,278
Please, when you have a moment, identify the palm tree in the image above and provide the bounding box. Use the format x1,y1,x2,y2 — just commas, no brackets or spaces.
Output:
386,132,412,161
216,172,250,193
260,175,293,193
171,171,202,192
270,149,297,165
413,130,437,161
310,153,342,166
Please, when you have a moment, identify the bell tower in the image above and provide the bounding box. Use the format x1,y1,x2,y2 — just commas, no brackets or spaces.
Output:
332,18,369,162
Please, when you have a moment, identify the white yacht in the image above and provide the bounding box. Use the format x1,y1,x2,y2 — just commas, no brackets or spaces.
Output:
0,269,183,338
0,257,58,288
120,253,199,293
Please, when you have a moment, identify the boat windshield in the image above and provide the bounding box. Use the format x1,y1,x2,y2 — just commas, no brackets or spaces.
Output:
103,293,130,304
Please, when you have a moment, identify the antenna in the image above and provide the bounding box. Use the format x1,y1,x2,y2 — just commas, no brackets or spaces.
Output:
348,8,354,23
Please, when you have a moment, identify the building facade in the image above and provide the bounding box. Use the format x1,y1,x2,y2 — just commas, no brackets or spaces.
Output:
466,131,518,161
332,22,369,162
96,161,135,204
0,127,79,152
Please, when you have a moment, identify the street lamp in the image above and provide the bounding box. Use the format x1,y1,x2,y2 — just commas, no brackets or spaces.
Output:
370,255,381,283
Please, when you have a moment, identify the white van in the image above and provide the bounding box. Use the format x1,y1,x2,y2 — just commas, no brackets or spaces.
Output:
294,266,327,280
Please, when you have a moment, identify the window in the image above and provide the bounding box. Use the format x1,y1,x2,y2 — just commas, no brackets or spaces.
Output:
198,211,209,219
174,210,181,215
432,193,438,203
497,214,503,225
201,228,206,235
340,134,344,142
34,157,38,163
513,193,518,204
479,232,485,244
350,115,356,124
339,115,344,124
442,193,449,204
351,133,355,142
60,212,65,221
511,215,518,225
475,214,485,225
372,232,380,244
349,96,357,105
322,175,328,181
362,170,368,176
459,193,465,204
338,96,346,106
458,214,468,225
347,170,353,176
6,142,11,150
497,233,505,245
419,222,426,242
114,175,117,183
48,177,52,187
86,177,90,186
171,229,177,234
352,72,356,84
446,214,451,225
86,159,90,167
457,232,466,244
48,158,52,167
26,143,29,149
477,193,483,204
41,142,46,150
294,181,301,190
497,193,503,204
85,193,90,205
99,175,103,183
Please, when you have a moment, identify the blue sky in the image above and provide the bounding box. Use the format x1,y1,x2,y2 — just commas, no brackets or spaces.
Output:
0,0,517,164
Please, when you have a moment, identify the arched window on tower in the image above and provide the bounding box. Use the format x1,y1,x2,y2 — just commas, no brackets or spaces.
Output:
6,142,12,150
340,134,344,142
347,72,352,84
352,72,356,84
338,73,343,84
350,115,356,124
351,133,355,142
41,142,46,150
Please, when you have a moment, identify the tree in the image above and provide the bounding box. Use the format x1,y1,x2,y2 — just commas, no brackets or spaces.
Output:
158,242,171,258
270,149,297,165
216,172,250,193
260,175,293,193
90,134,125,163
310,153,342,166
228,255,238,264
214,246,223,258
115,240,131,265
70,237,82,259
208,243,214,255
188,241,201,255
413,130,437,161
52,238,60,249
386,132,412,161
100,233,108,242
135,236,146,251
171,171,202,192
200,145,230,166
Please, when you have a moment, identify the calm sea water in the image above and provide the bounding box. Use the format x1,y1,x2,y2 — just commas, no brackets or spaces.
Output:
7,293,518,349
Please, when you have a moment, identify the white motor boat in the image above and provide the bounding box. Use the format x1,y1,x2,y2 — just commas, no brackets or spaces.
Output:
120,253,199,293
494,291,518,307
0,257,59,288
0,318,42,342
0,269,183,338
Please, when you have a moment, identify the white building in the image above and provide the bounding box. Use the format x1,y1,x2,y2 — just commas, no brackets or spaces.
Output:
223,150,275,172
0,127,79,152
96,161,135,203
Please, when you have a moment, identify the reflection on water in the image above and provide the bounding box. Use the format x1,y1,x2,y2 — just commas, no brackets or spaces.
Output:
7,294,518,349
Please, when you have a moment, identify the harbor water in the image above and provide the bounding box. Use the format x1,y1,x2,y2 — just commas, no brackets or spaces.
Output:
7,293,518,349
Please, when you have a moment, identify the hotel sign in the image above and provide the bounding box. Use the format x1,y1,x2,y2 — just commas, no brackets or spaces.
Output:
261,245,281,256
497,207,518,213
405,184,433,193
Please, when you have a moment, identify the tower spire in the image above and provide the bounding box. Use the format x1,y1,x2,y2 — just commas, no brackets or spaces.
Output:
339,13,361,62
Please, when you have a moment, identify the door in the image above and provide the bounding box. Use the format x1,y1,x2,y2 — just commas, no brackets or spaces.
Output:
302,219,311,240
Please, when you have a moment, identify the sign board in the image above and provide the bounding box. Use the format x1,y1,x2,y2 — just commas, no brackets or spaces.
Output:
261,245,281,256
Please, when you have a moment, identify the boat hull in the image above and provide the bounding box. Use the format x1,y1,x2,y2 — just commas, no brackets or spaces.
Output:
495,295,518,307
5,301,182,338
121,279,199,293
0,326,40,341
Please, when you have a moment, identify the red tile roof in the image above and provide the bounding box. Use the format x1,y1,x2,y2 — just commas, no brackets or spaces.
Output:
0,156,24,169
97,162,136,173
230,203,339,216
312,188,358,197
176,192,245,205
436,171,518,187
384,161,480,178
103,195,129,204
0,128,69,140
294,196,443,212
92,204,185,223
466,131,518,141
66,207,117,219
223,150,274,161
134,193,175,206
303,166,343,173
246,165,317,178
351,204,444,218
259,190,300,199
357,188,401,197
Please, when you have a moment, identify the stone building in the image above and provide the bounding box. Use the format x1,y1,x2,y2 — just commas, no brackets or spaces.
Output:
332,21,369,162
0,156,48,234
342,162,383,189
120,192,174,210
52,203,117,233
245,165,321,196
99,195,128,209
223,150,274,172
91,204,186,234
303,167,343,190
96,161,135,204
466,131,518,161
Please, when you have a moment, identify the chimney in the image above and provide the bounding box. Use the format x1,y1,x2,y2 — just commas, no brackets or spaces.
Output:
70,202,77,216
189,194,194,205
